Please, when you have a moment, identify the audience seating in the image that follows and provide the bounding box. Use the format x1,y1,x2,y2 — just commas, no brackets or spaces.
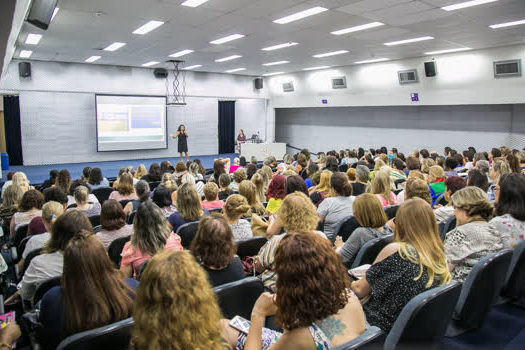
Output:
213,277,264,320
175,222,199,249
351,235,394,268
332,216,354,243
332,326,383,350
126,211,136,225
148,181,161,191
339,164,348,172
33,275,61,306
107,236,131,268
236,237,267,260
16,235,32,261
56,317,134,350
384,281,462,350
21,248,42,277
67,203,77,209
119,200,132,209
394,179,406,189
440,217,457,239
88,215,101,228
92,187,114,204
336,216,360,242
93,225,102,233
446,249,513,336
500,240,525,305
12,224,29,255
384,205,400,220
208,208,222,214
137,259,149,280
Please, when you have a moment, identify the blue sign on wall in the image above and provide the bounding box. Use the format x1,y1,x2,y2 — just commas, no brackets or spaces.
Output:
410,93,419,102
322,99,328,104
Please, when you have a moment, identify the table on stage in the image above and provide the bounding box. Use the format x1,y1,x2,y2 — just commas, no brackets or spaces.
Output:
240,142,286,161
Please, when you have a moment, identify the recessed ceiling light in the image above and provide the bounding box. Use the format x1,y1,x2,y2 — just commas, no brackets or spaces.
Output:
331,22,385,35
302,65,331,71
489,19,525,29
25,34,42,45
263,72,285,76
261,42,298,51
354,58,389,64
169,49,194,58
51,7,59,21
210,34,245,45
313,50,349,58
262,61,289,66
442,0,498,11
184,65,202,70
85,55,101,63
215,55,242,62
424,47,471,55
103,42,126,51
273,6,328,24
384,36,434,46
225,68,246,73
142,61,159,67
181,0,209,7
19,50,32,58
133,20,164,35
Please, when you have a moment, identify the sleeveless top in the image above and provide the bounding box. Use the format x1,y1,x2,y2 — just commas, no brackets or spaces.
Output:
308,324,331,350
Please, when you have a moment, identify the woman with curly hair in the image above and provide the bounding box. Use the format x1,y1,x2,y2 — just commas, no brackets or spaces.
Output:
351,198,451,331
444,186,503,282
190,214,245,287
223,195,253,241
134,164,147,180
257,192,325,292
223,232,365,349
133,250,229,350
265,175,286,214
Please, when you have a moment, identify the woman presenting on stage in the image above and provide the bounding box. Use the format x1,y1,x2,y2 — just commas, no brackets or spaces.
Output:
171,124,189,163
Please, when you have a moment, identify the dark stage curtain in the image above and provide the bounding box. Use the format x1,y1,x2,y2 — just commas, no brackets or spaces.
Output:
3,95,23,165
218,100,235,154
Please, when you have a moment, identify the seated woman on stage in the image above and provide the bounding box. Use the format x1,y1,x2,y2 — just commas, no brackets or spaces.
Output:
236,129,247,153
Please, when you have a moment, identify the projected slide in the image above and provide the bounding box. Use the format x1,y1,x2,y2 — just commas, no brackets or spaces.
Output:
96,95,167,151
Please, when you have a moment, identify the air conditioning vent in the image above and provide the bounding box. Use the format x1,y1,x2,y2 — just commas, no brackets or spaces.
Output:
282,82,294,92
398,69,418,84
494,59,521,77
331,76,347,89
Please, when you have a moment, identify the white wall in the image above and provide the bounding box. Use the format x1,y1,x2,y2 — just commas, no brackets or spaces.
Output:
0,60,269,165
267,44,525,108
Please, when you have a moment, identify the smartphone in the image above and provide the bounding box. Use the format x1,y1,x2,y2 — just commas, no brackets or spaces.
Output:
229,315,251,334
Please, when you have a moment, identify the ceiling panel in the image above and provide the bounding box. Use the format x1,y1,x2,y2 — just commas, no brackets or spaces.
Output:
11,0,525,75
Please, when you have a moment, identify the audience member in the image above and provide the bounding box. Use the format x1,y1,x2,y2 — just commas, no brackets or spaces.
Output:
372,169,398,207
168,183,205,232
0,184,24,229
10,189,44,237
444,157,459,178
141,163,161,183
55,169,72,194
428,165,446,205
405,178,432,205
41,170,59,190
335,193,392,266
352,165,370,196
218,173,233,201
266,174,286,213
173,161,187,185
39,232,136,349
490,173,525,248
318,172,354,241
444,187,503,283
190,214,245,287
285,174,308,196
87,168,109,190
488,158,511,200
238,180,265,216
223,194,253,240
1,171,15,198
109,173,138,201
467,168,489,192
66,180,99,207
69,186,101,217
96,200,133,249
434,176,467,224
309,170,332,207
230,169,247,192
134,164,147,180
201,182,225,210
121,201,182,278
350,198,451,332
246,163,257,180
152,185,177,217
304,163,319,188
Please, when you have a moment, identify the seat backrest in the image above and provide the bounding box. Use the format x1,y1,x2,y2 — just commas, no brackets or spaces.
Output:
337,216,360,242
17,235,32,259
394,178,406,189
236,237,267,260
351,235,394,268
148,181,161,191
331,326,383,350
126,211,136,225
107,236,131,268
453,249,513,330
33,275,62,306
384,205,400,220
502,240,525,300
137,259,150,281
22,248,42,276
441,216,456,237
384,281,462,350
89,215,101,228
93,225,102,233
176,222,199,248
339,164,348,172
332,215,353,243
213,277,264,319
208,208,222,213
56,317,134,350
13,224,29,250
92,187,114,204
119,200,132,209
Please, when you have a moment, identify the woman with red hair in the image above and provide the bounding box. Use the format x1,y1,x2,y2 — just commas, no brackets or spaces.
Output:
265,175,286,214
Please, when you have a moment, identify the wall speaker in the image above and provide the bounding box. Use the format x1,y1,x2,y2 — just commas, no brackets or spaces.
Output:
19,62,31,78
27,0,58,30
153,68,168,79
254,78,263,90
424,61,437,77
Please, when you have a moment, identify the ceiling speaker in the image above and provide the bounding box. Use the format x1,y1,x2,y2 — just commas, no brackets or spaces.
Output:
19,62,31,78
27,0,58,30
254,78,263,90
424,61,437,77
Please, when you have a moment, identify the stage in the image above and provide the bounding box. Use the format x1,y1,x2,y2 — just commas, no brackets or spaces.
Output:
1,153,238,185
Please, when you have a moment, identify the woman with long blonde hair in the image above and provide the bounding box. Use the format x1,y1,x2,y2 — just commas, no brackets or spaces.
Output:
239,180,265,216
168,183,204,232
351,198,451,331
251,172,267,203
134,164,147,180
309,170,332,207
372,169,398,207
132,250,228,350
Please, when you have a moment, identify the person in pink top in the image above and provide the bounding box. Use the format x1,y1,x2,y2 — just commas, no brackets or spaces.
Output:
109,173,139,202
229,157,244,174
201,182,225,210
372,169,399,208
120,201,182,278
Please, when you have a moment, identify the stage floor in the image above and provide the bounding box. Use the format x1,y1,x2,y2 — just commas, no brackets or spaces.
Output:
2,153,238,184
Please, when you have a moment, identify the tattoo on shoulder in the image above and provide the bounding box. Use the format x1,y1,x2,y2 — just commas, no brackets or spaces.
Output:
318,316,347,341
